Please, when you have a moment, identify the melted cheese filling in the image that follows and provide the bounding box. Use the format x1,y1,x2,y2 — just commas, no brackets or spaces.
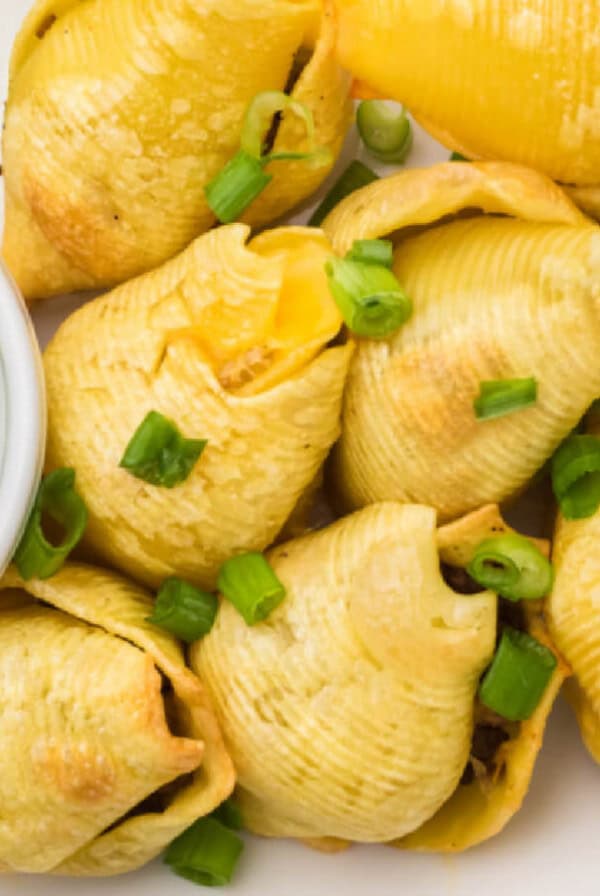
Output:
172,229,342,396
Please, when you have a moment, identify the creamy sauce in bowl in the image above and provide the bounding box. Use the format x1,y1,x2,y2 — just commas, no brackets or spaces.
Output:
0,261,45,575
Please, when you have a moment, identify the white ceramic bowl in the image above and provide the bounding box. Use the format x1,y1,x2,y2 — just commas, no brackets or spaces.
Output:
0,261,45,575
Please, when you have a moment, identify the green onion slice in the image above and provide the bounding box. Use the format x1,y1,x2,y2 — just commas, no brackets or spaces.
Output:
356,100,413,163
14,468,88,581
205,90,330,223
120,411,207,489
204,151,272,225
164,817,243,887
551,434,600,520
474,377,537,421
212,798,244,831
479,627,557,722
241,90,315,161
346,239,394,269
148,578,218,643
467,534,553,602
325,256,412,339
450,151,469,161
246,91,330,169
309,160,378,227
218,552,286,626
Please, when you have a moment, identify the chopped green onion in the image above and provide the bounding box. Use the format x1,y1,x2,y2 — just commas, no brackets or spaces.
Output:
309,160,378,227
552,434,600,519
467,534,553,601
204,151,272,225
205,90,330,223
164,817,243,888
120,411,207,489
218,552,286,626
240,90,316,160
474,378,537,421
450,151,469,161
212,798,244,831
346,239,394,268
325,256,412,339
266,148,330,165
148,578,218,643
14,468,88,581
356,100,413,163
479,627,557,722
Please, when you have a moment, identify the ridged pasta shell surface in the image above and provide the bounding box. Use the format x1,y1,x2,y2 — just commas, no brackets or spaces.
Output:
333,0,600,213
397,603,566,852
400,504,566,852
0,563,233,877
193,502,497,842
324,162,600,522
44,224,351,590
547,417,600,764
2,0,351,300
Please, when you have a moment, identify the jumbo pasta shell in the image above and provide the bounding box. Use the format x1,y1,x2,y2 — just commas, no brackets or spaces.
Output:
547,416,600,764
0,562,233,876
2,0,351,300
397,506,567,852
324,163,600,521
262,504,564,852
44,224,351,590
397,605,565,852
333,0,600,210
193,503,497,843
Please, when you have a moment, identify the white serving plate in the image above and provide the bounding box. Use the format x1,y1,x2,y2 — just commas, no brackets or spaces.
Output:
1,3,600,894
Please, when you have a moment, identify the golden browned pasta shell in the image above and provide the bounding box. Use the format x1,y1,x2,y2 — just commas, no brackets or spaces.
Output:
3,0,351,300
193,502,562,848
44,224,351,590
193,502,497,843
324,162,600,521
547,415,600,764
0,562,233,876
397,505,567,851
397,603,566,852
333,0,600,213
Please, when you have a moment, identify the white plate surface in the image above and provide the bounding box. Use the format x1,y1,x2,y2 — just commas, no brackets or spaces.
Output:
1,3,599,894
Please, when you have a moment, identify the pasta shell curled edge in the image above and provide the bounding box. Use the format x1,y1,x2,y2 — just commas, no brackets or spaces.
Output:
324,162,600,521
0,562,234,876
44,224,352,590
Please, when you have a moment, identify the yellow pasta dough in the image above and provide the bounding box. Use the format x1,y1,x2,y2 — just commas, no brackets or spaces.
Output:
548,416,600,764
400,505,566,851
0,562,233,876
324,162,600,521
2,0,351,300
193,502,497,842
194,501,562,850
333,0,600,215
44,224,351,590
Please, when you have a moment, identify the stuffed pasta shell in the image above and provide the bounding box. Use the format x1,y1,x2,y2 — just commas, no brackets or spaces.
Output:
0,562,233,876
547,416,600,764
399,504,566,852
333,0,600,216
192,502,563,847
44,224,351,590
2,0,351,300
324,162,600,522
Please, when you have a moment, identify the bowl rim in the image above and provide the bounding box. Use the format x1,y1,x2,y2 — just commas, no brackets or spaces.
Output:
0,261,45,575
